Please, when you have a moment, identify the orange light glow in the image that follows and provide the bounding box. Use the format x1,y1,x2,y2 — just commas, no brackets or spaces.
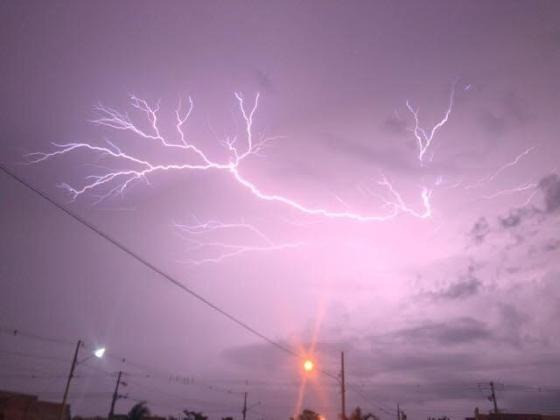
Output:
303,359,314,372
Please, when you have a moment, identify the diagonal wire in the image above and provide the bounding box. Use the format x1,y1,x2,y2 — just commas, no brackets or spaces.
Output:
1,164,391,416
0,165,297,358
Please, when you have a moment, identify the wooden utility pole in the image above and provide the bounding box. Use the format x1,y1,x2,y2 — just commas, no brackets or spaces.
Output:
59,340,82,420
490,382,499,415
341,351,347,420
242,391,248,420
109,371,123,419
397,403,400,420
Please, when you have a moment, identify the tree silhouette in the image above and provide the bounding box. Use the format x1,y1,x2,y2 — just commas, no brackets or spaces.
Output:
183,410,208,420
127,402,151,420
349,407,379,420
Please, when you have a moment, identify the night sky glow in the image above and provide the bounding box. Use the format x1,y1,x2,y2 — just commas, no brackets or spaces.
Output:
1,2,560,420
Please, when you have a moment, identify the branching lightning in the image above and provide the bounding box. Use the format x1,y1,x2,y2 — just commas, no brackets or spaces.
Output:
27,93,434,222
460,146,539,207
174,219,302,265
406,84,456,163
28,89,471,264
465,146,535,190
482,182,537,200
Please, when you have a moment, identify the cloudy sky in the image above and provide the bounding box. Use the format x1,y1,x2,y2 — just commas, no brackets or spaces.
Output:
1,1,560,419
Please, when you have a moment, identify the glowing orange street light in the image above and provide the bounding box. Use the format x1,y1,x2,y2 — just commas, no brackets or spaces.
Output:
303,359,314,372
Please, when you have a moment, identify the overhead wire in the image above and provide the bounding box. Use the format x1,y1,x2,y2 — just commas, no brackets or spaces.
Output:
0,345,115,378
0,324,251,399
6,326,560,417
0,326,75,347
0,166,351,389
0,165,299,358
3,329,560,417
0,348,73,364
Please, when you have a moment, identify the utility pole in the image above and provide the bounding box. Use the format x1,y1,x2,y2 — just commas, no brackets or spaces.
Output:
397,403,400,420
242,392,248,420
59,340,82,420
489,381,499,416
109,371,123,420
341,351,346,420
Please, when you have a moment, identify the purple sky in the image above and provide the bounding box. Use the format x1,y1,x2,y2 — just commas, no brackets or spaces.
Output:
1,1,560,419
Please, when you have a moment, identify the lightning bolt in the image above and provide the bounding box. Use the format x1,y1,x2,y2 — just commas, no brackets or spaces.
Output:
482,182,537,200
27,93,434,222
465,146,535,190
25,89,467,265
460,146,541,207
174,218,302,265
406,84,456,162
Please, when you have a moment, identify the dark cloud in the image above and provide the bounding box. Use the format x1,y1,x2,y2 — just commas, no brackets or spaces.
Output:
539,173,560,213
470,217,490,244
490,173,559,232
367,350,480,375
498,207,534,229
542,238,560,252
437,278,481,300
351,382,485,406
223,333,487,381
467,173,559,265
392,318,492,346
528,238,560,256
222,313,560,411
430,265,482,300
503,389,560,415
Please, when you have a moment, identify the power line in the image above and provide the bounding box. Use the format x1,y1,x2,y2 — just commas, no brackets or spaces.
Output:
501,384,560,393
0,372,113,380
0,324,251,399
0,165,298,359
4,324,558,413
0,390,113,398
8,321,551,405
126,379,241,411
0,165,412,418
1,164,357,405
0,346,114,377
0,326,74,347
346,382,398,416
0,348,73,363
102,351,246,396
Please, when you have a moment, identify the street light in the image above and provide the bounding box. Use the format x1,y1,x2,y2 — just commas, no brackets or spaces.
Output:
299,352,346,419
93,347,106,359
59,341,106,420
77,346,106,364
